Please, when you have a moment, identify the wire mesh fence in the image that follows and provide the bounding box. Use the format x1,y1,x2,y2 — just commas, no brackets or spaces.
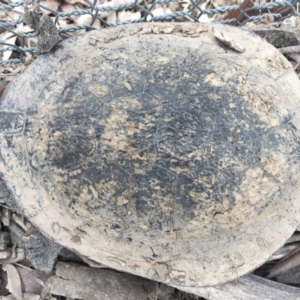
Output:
1,0,300,64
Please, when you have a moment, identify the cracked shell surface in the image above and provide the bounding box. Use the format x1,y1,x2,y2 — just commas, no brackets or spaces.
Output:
1,23,300,287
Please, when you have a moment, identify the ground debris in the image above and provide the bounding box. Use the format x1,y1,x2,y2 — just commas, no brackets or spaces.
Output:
267,243,300,261
42,261,151,300
253,28,300,49
23,0,61,53
267,246,300,279
276,264,300,286
3,264,22,300
213,27,245,53
178,274,300,300
23,229,62,274
16,266,51,295
3,211,61,274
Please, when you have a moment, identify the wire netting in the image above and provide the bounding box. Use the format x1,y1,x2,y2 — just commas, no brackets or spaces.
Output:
1,0,300,64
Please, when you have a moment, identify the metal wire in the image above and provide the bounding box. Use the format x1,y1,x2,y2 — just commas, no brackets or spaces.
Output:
1,0,300,64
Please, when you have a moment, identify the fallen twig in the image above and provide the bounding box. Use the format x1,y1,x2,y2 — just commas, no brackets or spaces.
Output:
278,45,300,54
267,246,300,279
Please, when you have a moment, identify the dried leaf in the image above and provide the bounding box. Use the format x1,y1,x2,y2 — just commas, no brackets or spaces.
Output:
0,295,16,299
107,11,117,24
22,293,40,300
0,250,11,260
279,45,300,54
286,233,300,244
213,27,245,53
24,0,61,53
268,244,299,261
76,254,107,268
157,283,176,300
151,7,165,17
3,264,22,300
74,15,100,28
0,86,6,97
153,263,169,281
147,281,158,300
15,266,51,294
287,53,300,69
23,230,62,273
199,2,219,22
60,3,75,12
1,209,11,227
281,16,300,31
34,278,45,288
0,32,15,43
56,18,69,30
275,263,300,285
267,246,300,278
2,37,17,61
12,214,27,232
222,0,294,25
118,11,141,22
0,248,25,264
40,0,61,13
45,262,149,299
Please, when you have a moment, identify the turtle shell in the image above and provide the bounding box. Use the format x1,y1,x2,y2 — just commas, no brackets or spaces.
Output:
1,23,300,288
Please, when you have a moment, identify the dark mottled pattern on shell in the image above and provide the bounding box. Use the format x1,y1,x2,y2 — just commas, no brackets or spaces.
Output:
1,23,300,287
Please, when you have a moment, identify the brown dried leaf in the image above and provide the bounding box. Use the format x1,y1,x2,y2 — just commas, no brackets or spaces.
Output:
3,264,22,300
40,0,61,13
0,86,8,100
60,2,75,12
60,3,82,24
